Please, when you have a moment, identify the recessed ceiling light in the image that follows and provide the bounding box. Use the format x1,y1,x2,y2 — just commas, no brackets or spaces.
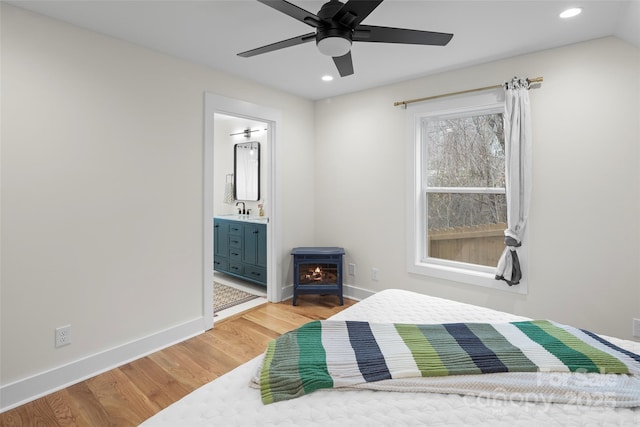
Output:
321,75,334,82
560,7,582,19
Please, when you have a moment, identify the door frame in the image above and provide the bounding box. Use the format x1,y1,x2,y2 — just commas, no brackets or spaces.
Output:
203,93,282,329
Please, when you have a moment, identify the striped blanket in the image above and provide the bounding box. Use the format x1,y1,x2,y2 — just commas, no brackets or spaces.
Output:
259,320,640,404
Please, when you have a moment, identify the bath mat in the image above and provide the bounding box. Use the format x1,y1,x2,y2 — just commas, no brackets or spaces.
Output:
214,282,260,314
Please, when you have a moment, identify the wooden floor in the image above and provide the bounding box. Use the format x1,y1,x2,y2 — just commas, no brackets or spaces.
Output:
1,295,356,426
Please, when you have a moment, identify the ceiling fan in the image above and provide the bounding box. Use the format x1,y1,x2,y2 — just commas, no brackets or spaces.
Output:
238,0,453,77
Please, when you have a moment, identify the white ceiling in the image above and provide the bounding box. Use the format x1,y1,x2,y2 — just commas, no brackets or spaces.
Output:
9,0,640,100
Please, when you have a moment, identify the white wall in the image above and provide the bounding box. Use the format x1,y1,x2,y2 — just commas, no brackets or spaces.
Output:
0,3,315,405
315,37,640,341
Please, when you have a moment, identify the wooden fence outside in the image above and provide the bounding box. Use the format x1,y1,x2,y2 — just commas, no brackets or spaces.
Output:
428,223,506,267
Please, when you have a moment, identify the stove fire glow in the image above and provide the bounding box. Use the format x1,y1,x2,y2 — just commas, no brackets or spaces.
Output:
300,264,338,285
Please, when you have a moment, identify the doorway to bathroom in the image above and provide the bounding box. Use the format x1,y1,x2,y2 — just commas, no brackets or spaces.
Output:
212,113,268,319
203,93,282,329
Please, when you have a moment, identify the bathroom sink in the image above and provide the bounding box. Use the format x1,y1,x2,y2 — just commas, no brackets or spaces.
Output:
214,214,268,223
244,216,268,223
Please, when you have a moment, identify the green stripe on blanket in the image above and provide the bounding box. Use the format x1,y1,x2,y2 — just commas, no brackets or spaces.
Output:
515,320,628,373
395,324,448,376
261,321,333,404
259,320,640,404
514,321,606,373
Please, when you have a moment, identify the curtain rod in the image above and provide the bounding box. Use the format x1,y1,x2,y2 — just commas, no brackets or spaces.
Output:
393,76,543,108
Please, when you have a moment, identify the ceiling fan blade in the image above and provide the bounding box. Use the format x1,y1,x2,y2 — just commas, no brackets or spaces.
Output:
238,32,316,57
257,0,322,27
354,25,453,46
332,0,384,28
333,51,354,77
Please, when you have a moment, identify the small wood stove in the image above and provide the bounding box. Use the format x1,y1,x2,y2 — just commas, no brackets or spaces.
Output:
291,247,345,306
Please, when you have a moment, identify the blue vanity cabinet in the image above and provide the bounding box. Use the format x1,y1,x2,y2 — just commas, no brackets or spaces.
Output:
243,223,266,266
213,218,267,287
243,223,267,284
213,220,229,271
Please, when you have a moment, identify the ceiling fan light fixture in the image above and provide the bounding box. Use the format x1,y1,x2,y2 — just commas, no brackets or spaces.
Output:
317,36,352,57
240,0,454,78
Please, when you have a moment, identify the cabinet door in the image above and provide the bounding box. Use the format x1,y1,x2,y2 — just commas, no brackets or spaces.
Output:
243,223,266,267
256,224,267,268
213,219,229,258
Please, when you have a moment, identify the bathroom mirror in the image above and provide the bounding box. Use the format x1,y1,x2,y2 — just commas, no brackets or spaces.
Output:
234,141,260,201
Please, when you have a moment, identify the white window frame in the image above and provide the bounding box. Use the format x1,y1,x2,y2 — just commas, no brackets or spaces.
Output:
405,88,527,294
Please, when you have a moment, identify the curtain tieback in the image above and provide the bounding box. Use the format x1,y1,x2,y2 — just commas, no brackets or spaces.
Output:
496,236,523,285
504,236,521,248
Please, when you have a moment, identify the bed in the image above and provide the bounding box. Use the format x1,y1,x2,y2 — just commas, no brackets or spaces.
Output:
141,289,640,426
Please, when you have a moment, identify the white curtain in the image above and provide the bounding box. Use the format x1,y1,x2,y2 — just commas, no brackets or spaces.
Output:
495,77,532,285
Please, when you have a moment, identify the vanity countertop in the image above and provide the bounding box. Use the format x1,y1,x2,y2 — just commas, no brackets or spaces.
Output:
214,214,268,224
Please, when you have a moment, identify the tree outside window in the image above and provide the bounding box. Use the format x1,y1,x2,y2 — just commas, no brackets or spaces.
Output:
423,111,506,267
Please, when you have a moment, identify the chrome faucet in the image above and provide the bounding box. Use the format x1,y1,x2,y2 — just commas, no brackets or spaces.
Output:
236,201,246,215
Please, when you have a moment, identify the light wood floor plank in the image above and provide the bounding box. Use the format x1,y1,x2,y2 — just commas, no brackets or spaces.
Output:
119,358,191,410
85,369,157,426
146,346,214,391
44,388,90,427
64,382,115,427
187,334,245,375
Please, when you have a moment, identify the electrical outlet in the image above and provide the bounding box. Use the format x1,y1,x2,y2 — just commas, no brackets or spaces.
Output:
634,318,640,338
348,263,356,276
55,325,72,348
372,268,380,281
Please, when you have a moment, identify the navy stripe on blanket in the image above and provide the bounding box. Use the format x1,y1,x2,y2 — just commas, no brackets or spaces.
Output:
444,323,508,374
347,321,392,382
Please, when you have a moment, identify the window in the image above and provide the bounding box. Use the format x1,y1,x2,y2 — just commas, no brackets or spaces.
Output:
424,110,506,266
406,89,526,293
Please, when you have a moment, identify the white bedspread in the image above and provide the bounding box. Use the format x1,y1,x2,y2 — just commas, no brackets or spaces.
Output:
141,289,640,426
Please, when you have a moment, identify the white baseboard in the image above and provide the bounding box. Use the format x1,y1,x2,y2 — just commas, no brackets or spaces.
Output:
343,283,375,301
280,283,294,301
0,317,204,413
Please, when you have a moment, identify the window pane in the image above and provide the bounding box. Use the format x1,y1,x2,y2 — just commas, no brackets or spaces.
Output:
424,113,505,188
427,192,507,229
423,112,506,268
427,192,506,266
